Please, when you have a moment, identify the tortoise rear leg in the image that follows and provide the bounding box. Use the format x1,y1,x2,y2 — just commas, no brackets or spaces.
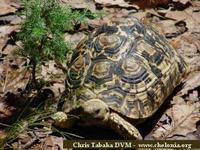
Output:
108,112,142,140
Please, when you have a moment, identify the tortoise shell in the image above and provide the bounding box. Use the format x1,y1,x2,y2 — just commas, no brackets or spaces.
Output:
66,17,187,120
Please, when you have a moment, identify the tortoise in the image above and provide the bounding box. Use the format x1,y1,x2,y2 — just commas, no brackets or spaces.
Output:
53,17,188,139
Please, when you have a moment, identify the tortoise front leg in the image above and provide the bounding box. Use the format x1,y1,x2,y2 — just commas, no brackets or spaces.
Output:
108,112,142,140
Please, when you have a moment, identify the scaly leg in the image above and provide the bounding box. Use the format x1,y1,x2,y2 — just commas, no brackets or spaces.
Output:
108,112,142,140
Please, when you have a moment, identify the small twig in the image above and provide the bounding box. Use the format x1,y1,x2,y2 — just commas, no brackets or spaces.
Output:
2,64,9,93
23,132,38,149
0,123,11,127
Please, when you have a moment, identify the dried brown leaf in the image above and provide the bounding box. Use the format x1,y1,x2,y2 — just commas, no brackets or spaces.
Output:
38,60,65,81
131,12,147,20
1,45,18,55
61,0,96,12
165,8,200,30
95,0,139,8
64,32,86,49
191,13,200,25
181,72,200,96
0,99,17,118
0,130,7,140
165,10,188,21
173,0,190,5
37,60,65,103
170,32,200,68
0,25,20,39
89,18,109,28
42,136,63,150
0,37,7,51
0,2,17,15
191,0,200,7
0,15,22,25
151,96,200,139
152,20,178,36
0,56,31,97
126,0,171,9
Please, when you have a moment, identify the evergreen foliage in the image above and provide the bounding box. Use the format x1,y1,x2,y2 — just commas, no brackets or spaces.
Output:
17,0,98,89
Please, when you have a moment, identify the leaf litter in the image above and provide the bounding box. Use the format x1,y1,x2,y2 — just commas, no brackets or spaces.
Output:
1,0,200,148
148,96,200,140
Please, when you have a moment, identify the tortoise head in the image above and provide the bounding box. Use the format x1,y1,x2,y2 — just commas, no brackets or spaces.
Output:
78,99,110,126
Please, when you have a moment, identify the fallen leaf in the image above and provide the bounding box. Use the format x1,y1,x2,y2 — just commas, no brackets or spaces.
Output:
0,15,17,23
0,37,8,53
131,12,147,20
37,60,66,104
151,96,200,139
125,0,171,9
1,45,18,55
0,130,7,140
191,0,200,7
88,18,109,28
145,9,167,19
95,0,139,9
165,8,200,30
42,136,64,150
187,90,199,102
0,98,17,118
184,8,200,30
0,25,20,38
189,11,200,26
0,1,17,15
152,20,179,36
173,0,190,5
165,10,188,21
170,32,200,68
64,32,86,49
0,55,31,97
181,72,200,96
61,0,96,12
39,60,65,81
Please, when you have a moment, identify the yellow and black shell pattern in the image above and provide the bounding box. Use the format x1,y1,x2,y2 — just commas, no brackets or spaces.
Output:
66,17,187,120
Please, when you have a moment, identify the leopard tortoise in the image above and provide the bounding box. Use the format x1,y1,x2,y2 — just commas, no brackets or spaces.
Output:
53,17,188,139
